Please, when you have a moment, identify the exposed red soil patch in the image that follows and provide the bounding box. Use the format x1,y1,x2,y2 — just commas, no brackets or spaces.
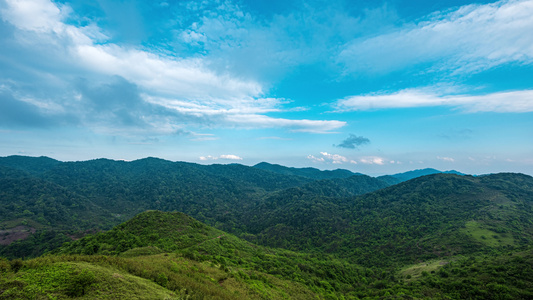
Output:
0,226,36,245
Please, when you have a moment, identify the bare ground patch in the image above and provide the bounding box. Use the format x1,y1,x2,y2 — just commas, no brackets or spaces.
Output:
0,226,36,245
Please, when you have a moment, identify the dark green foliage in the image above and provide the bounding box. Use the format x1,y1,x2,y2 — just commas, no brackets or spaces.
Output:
0,155,60,175
57,211,222,255
408,248,533,299
253,161,360,179
0,230,72,259
377,168,465,183
238,173,533,268
9,258,23,273
65,269,96,297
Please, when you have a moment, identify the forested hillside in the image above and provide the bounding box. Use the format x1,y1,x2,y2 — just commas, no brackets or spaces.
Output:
2,211,532,299
1,156,533,299
0,156,390,257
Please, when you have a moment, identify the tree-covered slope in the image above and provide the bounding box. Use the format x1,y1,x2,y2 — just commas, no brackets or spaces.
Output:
52,211,373,299
0,165,116,259
241,173,533,267
253,162,359,179
0,155,61,175
377,168,467,184
5,210,533,300
57,210,225,255
1,155,532,271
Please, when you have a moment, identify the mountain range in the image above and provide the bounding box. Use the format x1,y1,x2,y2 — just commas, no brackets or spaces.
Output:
1,155,532,299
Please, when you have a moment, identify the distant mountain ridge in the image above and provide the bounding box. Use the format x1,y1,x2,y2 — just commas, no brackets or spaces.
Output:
378,168,466,184
0,155,467,182
253,162,361,179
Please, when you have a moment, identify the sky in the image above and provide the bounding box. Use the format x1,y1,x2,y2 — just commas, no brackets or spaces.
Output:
0,0,532,176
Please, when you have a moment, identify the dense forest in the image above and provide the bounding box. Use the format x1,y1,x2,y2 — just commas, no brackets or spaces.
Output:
1,155,532,299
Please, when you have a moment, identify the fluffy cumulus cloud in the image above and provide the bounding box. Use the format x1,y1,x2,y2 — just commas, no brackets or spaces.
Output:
335,89,533,113
307,152,357,164
0,0,345,135
338,0,533,76
336,134,370,149
199,154,243,161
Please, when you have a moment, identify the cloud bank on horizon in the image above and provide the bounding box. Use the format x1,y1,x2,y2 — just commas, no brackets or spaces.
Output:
0,0,532,175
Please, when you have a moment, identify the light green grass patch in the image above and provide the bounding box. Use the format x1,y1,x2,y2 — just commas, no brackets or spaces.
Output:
461,221,514,247
399,259,450,281
119,246,165,257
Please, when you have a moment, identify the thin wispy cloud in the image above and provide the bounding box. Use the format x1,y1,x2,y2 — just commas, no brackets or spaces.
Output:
335,89,533,113
199,154,243,161
437,156,455,162
338,0,533,76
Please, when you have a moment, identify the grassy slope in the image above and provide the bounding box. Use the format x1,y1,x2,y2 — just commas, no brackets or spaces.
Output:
0,254,317,300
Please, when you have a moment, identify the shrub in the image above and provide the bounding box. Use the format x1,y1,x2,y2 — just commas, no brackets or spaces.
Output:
65,269,96,297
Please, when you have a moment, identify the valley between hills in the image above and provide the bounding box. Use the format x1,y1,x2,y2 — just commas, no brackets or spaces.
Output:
1,155,532,299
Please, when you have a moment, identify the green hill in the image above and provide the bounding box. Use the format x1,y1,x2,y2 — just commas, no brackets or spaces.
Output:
253,162,359,179
377,168,467,184
57,210,224,256
240,173,533,267
0,155,61,175
3,210,533,299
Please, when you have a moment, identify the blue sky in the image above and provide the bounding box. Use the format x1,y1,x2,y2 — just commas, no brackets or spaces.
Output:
0,0,532,175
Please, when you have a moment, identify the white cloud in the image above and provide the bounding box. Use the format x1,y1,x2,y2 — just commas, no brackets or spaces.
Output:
0,0,262,101
335,89,533,113
1,0,65,33
339,0,533,75
199,154,243,161
320,152,349,164
219,154,243,160
359,156,385,165
225,115,346,133
308,153,396,166
0,0,345,134
437,156,455,162
307,155,325,163
307,152,356,164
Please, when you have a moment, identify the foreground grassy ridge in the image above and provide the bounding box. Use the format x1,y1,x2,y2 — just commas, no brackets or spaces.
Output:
0,257,178,299
49,211,533,299
0,254,318,300
3,248,533,300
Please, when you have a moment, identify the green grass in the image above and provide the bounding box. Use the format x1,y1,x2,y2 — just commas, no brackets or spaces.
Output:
399,259,451,281
461,221,514,247
0,258,179,299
